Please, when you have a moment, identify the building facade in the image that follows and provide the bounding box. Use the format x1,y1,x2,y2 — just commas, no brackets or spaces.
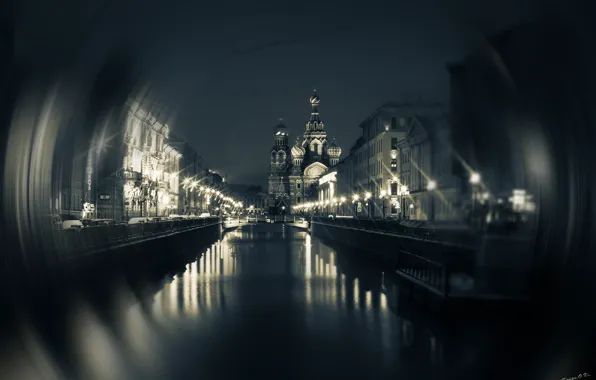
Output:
393,114,461,221
122,101,182,220
336,102,459,221
446,25,541,207
169,133,204,215
228,184,268,214
268,91,341,213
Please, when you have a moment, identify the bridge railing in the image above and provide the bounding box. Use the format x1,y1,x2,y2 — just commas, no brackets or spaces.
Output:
396,250,450,297
310,216,478,247
54,217,221,255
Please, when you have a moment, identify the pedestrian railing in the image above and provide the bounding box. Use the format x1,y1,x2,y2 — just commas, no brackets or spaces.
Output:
53,217,221,256
396,250,450,298
310,216,479,247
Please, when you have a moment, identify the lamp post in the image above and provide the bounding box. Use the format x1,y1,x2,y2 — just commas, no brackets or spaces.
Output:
380,190,387,219
365,192,372,218
426,180,436,222
469,172,481,225
399,185,409,220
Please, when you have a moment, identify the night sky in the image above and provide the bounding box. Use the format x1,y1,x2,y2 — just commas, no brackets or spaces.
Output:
16,0,545,186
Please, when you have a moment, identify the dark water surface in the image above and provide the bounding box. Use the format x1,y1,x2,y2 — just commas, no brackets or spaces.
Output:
0,224,550,380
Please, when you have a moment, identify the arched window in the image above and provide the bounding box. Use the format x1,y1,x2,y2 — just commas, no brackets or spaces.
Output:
271,152,276,163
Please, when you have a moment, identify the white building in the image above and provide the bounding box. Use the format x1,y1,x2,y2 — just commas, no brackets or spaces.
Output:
122,101,182,218
337,102,460,221
268,91,341,213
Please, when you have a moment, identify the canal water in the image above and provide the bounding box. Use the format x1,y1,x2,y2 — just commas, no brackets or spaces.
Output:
0,223,552,380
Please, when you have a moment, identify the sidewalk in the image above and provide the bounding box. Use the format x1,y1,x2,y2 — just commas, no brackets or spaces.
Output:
407,220,472,231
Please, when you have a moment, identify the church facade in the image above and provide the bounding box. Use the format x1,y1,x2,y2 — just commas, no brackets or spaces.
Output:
268,92,341,212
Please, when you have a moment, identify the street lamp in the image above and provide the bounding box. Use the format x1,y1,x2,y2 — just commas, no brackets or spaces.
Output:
470,172,481,184
426,180,437,221
380,190,387,219
469,172,481,225
364,192,372,218
398,185,409,220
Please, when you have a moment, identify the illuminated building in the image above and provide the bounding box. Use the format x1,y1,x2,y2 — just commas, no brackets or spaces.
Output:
268,91,342,213
168,134,204,215
227,184,268,214
122,101,182,218
338,103,459,220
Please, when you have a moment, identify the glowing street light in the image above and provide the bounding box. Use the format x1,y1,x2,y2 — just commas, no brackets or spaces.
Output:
427,180,437,191
470,172,481,184
380,190,387,197
352,194,359,202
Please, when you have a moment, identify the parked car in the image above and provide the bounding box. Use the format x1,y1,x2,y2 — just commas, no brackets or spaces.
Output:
128,217,149,225
83,219,116,227
62,220,84,230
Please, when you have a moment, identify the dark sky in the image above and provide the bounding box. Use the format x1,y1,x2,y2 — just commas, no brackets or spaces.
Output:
16,0,544,187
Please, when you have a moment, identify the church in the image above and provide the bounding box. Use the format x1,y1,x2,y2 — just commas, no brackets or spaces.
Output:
268,91,342,212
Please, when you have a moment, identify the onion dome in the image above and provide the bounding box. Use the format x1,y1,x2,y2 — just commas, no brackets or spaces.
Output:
274,118,288,135
327,138,342,157
291,138,305,157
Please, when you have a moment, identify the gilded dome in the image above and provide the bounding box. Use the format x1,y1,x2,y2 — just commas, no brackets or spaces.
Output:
291,139,305,157
327,138,342,157
274,119,288,135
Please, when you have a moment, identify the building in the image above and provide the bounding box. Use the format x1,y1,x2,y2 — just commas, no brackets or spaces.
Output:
122,100,182,219
201,170,225,214
58,51,136,221
268,91,342,213
169,133,204,215
334,102,459,220
446,27,534,206
228,184,268,214
393,114,461,221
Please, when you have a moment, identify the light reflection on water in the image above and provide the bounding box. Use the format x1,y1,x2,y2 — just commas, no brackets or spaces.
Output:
148,224,443,376
0,224,546,379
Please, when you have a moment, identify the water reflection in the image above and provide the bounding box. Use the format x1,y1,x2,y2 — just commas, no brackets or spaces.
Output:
0,224,547,379
141,224,540,378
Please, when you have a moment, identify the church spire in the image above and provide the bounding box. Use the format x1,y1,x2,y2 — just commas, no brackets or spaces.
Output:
306,90,324,133
309,90,320,123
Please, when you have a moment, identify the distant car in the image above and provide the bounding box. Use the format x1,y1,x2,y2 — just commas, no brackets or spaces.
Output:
328,215,335,219
199,213,211,218
128,217,149,225
62,220,84,230
85,219,116,227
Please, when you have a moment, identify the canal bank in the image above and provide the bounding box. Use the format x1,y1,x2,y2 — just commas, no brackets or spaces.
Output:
311,219,534,314
60,220,223,283
0,223,561,380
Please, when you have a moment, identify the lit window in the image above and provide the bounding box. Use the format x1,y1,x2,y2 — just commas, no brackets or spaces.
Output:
391,159,397,172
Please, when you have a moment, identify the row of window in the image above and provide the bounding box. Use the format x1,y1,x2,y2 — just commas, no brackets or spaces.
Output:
401,151,410,164
371,139,383,156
